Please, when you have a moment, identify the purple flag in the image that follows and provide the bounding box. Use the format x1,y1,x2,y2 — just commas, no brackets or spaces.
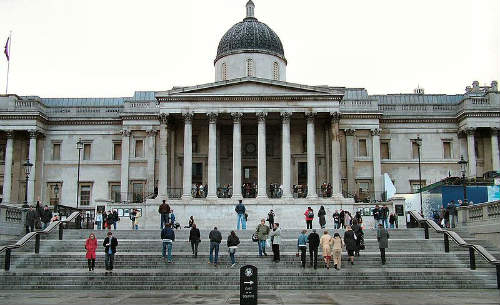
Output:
4,37,10,61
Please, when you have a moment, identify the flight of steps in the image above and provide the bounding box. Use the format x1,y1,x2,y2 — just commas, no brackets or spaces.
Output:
0,228,498,290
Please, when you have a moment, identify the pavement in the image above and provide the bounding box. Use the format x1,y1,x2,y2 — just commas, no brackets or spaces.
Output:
0,289,499,305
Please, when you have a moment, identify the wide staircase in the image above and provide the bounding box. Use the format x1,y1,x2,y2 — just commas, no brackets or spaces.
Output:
0,227,498,290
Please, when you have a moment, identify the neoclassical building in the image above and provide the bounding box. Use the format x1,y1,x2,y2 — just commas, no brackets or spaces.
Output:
1,1,499,213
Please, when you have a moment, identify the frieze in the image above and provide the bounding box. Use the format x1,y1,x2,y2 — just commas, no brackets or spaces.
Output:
156,96,342,102
380,118,456,124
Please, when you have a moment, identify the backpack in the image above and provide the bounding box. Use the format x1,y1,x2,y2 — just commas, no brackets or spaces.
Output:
307,211,314,218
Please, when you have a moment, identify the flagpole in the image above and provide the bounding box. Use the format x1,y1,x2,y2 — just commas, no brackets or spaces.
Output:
5,31,12,94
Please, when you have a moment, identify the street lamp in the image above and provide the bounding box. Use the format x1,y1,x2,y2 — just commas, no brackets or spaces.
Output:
23,159,33,208
458,155,469,205
76,138,84,209
412,136,423,216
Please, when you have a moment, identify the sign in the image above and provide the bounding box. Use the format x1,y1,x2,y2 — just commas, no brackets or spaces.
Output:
395,204,404,216
240,265,257,305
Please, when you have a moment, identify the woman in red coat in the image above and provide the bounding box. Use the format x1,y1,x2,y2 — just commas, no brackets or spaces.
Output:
304,207,314,229
85,233,98,271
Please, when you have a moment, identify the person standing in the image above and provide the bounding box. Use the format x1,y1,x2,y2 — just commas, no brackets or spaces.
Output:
377,223,390,265
95,211,103,230
129,209,137,230
381,205,389,228
227,230,240,268
339,209,345,229
161,223,175,263
373,205,380,228
158,200,171,229
267,209,275,228
320,230,333,269
189,223,201,257
332,210,340,229
256,219,270,257
318,206,326,229
297,229,308,268
170,210,176,228
355,211,363,225
85,233,98,271
351,219,363,257
41,206,52,230
448,200,457,228
304,207,314,229
25,206,36,233
332,232,344,270
307,229,320,269
112,209,119,230
103,232,118,273
344,211,352,228
389,213,397,229
235,200,247,230
270,223,281,262
344,225,357,265
208,226,222,266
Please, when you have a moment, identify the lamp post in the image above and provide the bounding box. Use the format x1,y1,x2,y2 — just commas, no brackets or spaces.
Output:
22,159,33,208
458,155,469,205
76,138,84,209
413,136,423,216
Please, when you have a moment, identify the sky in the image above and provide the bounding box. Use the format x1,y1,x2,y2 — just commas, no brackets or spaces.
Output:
0,0,498,98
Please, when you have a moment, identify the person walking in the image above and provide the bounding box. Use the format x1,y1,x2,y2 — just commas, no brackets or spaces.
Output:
267,209,275,228
373,205,380,228
297,229,308,268
235,200,247,230
103,232,118,273
270,223,281,262
318,206,326,229
332,232,344,270
112,209,119,230
208,227,222,266
344,211,352,228
339,209,345,229
227,230,240,268
320,230,333,269
256,219,270,257
25,206,36,233
133,209,141,230
189,223,201,257
85,233,98,271
351,219,364,256
389,213,397,229
41,206,52,230
95,211,103,230
332,210,340,229
381,205,389,228
377,223,390,265
158,200,171,229
449,200,457,228
344,225,357,265
161,223,175,263
304,207,314,229
308,229,320,269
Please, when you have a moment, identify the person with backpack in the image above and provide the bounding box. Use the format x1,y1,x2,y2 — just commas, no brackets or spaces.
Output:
235,200,246,230
161,223,175,263
304,207,314,229
208,227,222,266
318,206,326,229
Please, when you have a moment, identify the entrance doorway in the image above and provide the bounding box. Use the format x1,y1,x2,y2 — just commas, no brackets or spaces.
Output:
298,162,307,185
242,166,257,198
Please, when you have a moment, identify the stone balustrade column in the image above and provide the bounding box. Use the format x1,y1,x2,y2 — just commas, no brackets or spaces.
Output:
306,113,317,199
158,114,169,200
371,128,382,200
2,131,14,203
207,113,218,199
232,113,243,199
257,112,268,199
120,129,131,203
330,113,341,194
281,112,292,198
27,130,38,204
146,129,157,196
344,129,356,195
182,113,193,199
491,128,499,172
466,128,477,177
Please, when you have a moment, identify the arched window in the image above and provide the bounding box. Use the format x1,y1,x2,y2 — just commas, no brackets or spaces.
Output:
222,62,227,81
247,59,254,77
273,62,280,80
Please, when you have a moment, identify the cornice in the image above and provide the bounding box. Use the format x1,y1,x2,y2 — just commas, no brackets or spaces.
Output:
340,113,382,119
456,111,500,121
380,118,456,124
156,95,341,102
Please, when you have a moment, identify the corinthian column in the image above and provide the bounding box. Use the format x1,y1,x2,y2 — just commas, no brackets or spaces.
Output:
466,128,476,177
491,128,499,172
371,128,382,200
2,131,14,203
257,112,268,199
330,113,341,194
207,113,218,199
182,113,193,199
232,113,243,199
27,130,38,204
281,112,292,198
158,114,169,200
306,113,317,199
120,129,131,202
344,129,356,194
146,129,157,195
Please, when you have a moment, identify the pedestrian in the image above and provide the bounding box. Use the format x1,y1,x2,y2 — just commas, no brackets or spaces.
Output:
448,200,457,228
185,216,195,228
235,200,247,230
318,206,326,229
189,223,201,257
373,205,380,228
106,211,113,230
25,206,36,233
381,205,389,228
270,223,281,262
41,205,52,230
389,213,397,229
351,219,364,256
227,230,240,268
35,201,43,230
304,207,314,229
377,223,390,265
85,233,97,271
267,209,275,228
112,209,119,230
339,209,345,229
161,223,175,263
307,229,320,269
129,209,137,230
355,211,363,224
344,225,356,265
332,210,340,229
297,229,308,268
103,231,118,273
332,232,344,270
256,219,270,257
95,211,103,230
170,210,177,229
443,207,450,228
133,209,141,230
344,211,352,227
320,230,333,269
158,199,171,229
209,226,222,266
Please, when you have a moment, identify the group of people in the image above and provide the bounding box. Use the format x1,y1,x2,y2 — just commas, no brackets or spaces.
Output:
95,210,120,230
25,202,54,233
304,207,362,230
84,231,118,272
433,200,461,228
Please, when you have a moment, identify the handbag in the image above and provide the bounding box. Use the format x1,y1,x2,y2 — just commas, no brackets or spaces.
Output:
252,233,259,242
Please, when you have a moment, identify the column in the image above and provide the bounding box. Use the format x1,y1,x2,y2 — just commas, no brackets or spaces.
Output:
345,129,356,194
146,129,157,196
466,128,477,177
281,112,292,198
158,114,169,200
27,130,38,204
306,113,317,199
2,131,14,203
371,128,382,200
120,129,131,202
182,113,193,199
257,112,268,199
330,113,341,194
207,113,218,199
491,128,499,172
232,113,243,199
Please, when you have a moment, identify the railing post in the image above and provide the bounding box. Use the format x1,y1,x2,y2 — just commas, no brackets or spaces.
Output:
444,234,450,253
35,234,40,254
469,248,476,270
59,223,64,240
424,223,429,240
4,248,11,271
496,264,500,289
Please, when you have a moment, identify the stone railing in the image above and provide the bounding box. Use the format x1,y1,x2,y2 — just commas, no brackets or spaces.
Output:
378,104,456,114
46,106,122,118
0,204,27,238
340,99,378,112
458,97,498,112
123,100,159,113
458,200,500,224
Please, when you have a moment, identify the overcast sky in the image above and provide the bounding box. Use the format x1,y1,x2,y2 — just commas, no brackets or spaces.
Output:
0,0,498,98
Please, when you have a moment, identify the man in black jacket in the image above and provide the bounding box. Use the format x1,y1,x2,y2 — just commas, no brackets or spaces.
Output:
41,206,52,230
235,200,246,230
161,223,176,263
307,229,320,269
25,206,36,233
208,227,222,266
103,232,118,272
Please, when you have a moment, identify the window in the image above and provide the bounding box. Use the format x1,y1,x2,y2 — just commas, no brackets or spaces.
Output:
412,142,419,159
410,180,426,193
113,143,121,160
79,183,92,206
192,163,203,184
83,143,91,160
132,182,145,203
358,139,367,157
247,58,254,77
273,62,279,80
109,183,121,203
135,139,144,158
222,63,227,81
52,143,61,160
381,142,390,159
443,141,451,159
192,135,199,153
47,183,61,206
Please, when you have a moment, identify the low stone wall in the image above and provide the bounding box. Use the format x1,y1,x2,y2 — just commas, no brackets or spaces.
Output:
0,204,26,240
458,201,500,249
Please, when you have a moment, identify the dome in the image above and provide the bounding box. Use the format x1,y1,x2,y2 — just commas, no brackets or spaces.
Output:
215,1,286,63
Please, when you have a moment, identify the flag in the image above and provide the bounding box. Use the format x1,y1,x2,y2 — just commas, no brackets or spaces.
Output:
4,36,10,61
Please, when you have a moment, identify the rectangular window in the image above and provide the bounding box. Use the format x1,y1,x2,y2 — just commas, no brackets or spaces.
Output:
135,139,144,158
79,183,92,206
52,143,61,160
358,139,367,157
132,182,144,203
443,141,451,159
412,142,419,159
410,180,426,193
380,142,390,160
113,143,121,160
83,144,91,160
110,183,121,203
